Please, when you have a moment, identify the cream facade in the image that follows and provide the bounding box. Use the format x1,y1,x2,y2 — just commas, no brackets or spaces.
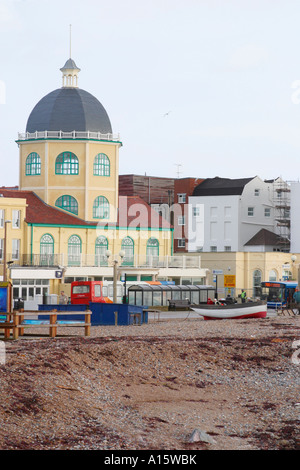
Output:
18,138,121,222
0,196,27,281
187,251,300,298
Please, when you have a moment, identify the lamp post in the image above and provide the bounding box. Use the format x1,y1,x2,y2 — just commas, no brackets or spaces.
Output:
3,220,11,282
106,250,125,303
291,255,297,281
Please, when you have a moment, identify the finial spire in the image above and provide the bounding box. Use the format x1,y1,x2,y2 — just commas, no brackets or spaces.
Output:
69,24,72,58
60,25,80,87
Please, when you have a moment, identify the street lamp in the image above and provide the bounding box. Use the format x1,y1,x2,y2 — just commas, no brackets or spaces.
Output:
291,255,298,282
106,250,125,303
3,220,11,282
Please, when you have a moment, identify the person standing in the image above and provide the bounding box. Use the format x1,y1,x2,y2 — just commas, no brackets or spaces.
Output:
59,291,68,305
241,290,247,303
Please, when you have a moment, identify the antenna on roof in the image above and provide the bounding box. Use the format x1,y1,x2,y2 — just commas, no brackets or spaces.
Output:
69,24,72,58
174,163,182,178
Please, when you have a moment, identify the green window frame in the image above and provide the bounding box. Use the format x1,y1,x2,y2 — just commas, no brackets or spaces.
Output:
121,236,134,266
55,152,79,175
95,235,108,266
146,237,159,264
25,152,41,175
93,153,110,176
55,195,78,215
93,196,110,219
68,235,81,267
40,233,54,266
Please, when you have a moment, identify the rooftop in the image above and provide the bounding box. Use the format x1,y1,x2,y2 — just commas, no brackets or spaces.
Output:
0,190,171,229
193,177,254,196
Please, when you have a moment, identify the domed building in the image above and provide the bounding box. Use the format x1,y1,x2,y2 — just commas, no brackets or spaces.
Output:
17,58,122,222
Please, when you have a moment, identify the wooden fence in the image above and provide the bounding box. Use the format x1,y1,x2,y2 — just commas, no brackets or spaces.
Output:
0,310,92,340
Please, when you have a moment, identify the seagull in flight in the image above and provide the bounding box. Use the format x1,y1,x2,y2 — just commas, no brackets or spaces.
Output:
163,110,171,117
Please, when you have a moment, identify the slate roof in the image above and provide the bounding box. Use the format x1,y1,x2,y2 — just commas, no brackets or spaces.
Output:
60,58,80,71
26,87,112,134
244,228,286,246
0,190,171,229
193,177,254,196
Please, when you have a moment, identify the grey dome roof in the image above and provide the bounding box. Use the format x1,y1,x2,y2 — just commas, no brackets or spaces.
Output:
26,87,112,134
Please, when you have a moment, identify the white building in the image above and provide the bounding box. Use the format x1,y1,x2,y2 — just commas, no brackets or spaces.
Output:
188,176,290,253
290,181,300,253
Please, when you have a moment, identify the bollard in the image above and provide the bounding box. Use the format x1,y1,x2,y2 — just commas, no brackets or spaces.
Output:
0,341,5,365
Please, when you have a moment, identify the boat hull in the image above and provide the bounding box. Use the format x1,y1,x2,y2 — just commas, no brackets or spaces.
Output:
191,301,267,320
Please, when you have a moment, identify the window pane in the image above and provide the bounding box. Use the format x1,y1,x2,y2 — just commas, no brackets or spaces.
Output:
12,210,20,229
93,153,110,176
55,195,78,215
55,152,79,175
25,152,41,175
93,196,110,219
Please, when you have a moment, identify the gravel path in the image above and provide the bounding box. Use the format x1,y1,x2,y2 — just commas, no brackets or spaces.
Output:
0,315,299,450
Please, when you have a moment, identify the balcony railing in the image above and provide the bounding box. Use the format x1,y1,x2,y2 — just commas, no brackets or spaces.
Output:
3,254,202,270
17,130,121,142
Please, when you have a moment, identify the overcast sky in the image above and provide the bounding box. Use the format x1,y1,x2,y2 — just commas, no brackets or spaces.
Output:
1,0,300,186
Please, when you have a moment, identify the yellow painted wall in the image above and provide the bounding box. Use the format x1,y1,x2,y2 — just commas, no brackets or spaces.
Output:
194,251,300,296
0,198,27,278
19,141,46,201
29,225,171,262
18,139,121,222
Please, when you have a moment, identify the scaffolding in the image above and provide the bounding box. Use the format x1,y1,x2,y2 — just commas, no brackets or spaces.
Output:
272,178,291,252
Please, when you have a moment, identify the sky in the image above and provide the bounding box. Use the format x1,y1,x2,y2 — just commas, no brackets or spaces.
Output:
1,0,300,186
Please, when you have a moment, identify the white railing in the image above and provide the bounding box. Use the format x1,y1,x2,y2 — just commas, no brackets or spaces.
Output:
16,254,202,270
67,254,202,269
17,130,121,142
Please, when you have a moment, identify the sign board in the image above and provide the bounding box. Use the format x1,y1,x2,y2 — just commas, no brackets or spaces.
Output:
224,275,236,288
263,282,282,288
0,282,11,313
212,269,223,275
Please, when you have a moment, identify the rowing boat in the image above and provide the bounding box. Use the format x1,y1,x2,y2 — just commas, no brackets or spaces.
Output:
191,301,267,320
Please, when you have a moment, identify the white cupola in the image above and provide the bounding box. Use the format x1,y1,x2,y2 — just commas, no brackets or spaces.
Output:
60,58,81,88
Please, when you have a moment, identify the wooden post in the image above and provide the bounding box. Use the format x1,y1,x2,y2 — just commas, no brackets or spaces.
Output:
114,311,118,326
20,315,24,336
13,314,19,340
85,311,91,336
4,313,11,339
50,313,57,338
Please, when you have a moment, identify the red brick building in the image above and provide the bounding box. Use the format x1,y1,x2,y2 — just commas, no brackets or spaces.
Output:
119,174,205,253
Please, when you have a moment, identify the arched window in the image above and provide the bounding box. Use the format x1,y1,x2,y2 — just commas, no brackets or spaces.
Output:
68,235,81,266
269,270,277,282
26,152,41,175
95,236,108,266
55,195,78,215
40,234,54,265
55,152,79,175
146,238,159,265
93,153,110,176
121,236,134,266
93,196,110,219
253,269,262,297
